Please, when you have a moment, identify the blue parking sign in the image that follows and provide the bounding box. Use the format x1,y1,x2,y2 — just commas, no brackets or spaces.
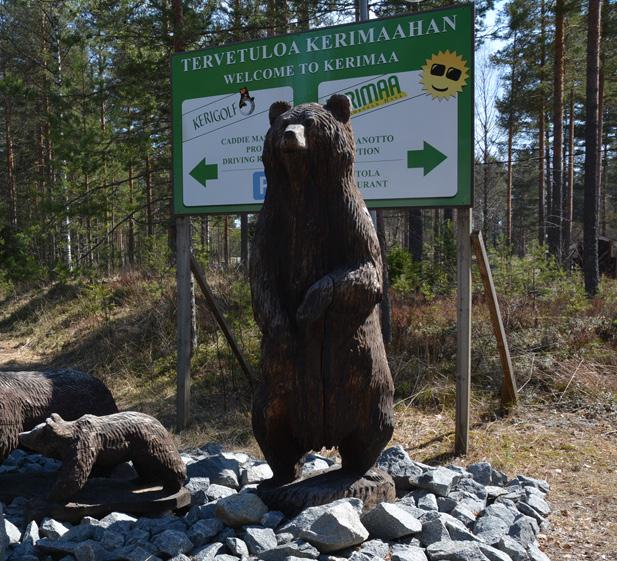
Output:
253,171,267,201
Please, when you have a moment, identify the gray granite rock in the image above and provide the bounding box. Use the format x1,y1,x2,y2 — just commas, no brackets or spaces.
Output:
0,507,8,561
484,503,518,528
280,499,363,538
243,526,278,554
1,516,20,545
215,493,269,527
261,511,285,530
33,538,77,556
241,463,274,485
186,503,218,525
516,503,544,524
300,502,369,553
477,543,514,561
510,477,549,495
436,496,457,513
526,543,551,561
214,555,240,561
207,484,238,501
125,528,151,546
361,502,421,540
508,516,539,548
13,520,39,557
188,455,241,489
169,555,192,561
142,516,187,536
186,477,211,504
226,537,249,558
189,518,225,546
473,516,509,545
467,462,492,486
522,495,550,517
216,527,237,542
152,529,193,557
396,498,430,521
376,446,427,491
495,536,528,561
419,517,450,547
99,512,137,532
257,539,320,560
450,503,479,527
346,538,389,561
193,542,225,561
438,513,480,543
101,528,125,549
391,544,428,561
426,540,490,561
73,540,107,561
454,479,488,502
40,518,70,540
302,454,335,475
416,493,438,512
276,532,295,545
417,468,462,497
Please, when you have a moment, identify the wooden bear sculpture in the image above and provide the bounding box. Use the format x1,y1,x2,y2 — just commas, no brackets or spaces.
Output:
0,369,118,463
250,95,394,485
19,412,187,502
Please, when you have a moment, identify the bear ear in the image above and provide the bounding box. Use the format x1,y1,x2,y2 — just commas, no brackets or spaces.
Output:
325,94,351,124
269,101,292,125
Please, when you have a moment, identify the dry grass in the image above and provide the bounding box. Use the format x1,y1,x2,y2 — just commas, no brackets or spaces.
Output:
392,404,617,560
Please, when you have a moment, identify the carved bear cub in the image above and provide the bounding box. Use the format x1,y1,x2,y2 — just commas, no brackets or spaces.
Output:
19,412,186,502
250,95,394,485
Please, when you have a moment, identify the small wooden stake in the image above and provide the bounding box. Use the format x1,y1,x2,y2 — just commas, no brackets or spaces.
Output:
470,230,518,407
190,254,256,388
455,209,472,456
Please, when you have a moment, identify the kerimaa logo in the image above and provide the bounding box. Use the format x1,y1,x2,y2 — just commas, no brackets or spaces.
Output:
344,75,407,115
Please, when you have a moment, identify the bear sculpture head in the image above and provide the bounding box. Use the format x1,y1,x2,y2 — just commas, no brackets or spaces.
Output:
263,94,355,193
19,413,72,458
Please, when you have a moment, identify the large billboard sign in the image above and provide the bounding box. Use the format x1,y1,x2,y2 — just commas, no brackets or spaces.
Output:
172,4,473,214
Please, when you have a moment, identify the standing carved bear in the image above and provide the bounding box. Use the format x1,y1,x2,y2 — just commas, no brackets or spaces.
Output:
0,369,118,463
19,412,187,502
250,95,394,485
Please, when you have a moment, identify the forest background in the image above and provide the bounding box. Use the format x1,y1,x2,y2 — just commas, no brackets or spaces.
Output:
0,1,617,558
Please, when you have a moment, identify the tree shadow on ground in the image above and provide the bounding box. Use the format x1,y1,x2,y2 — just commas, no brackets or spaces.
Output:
0,284,81,332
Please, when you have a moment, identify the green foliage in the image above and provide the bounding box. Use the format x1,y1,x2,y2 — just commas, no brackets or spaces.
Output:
0,229,46,284
489,241,587,315
388,221,456,301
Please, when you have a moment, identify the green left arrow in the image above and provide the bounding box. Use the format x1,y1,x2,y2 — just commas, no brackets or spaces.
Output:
190,158,218,188
407,142,447,176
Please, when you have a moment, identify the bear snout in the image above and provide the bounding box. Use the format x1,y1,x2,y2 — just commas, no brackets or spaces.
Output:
281,124,306,152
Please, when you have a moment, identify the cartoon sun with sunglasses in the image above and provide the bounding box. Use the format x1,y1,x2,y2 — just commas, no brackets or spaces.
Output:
421,51,469,100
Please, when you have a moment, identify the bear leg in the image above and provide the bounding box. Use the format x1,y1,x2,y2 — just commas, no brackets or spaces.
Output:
253,388,305,486
133,458,183,492
339,423,393,475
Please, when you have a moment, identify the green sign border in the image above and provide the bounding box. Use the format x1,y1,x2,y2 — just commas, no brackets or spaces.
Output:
172,4,474,215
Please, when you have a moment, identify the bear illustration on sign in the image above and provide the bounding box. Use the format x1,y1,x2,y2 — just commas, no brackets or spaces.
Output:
250,94,394,485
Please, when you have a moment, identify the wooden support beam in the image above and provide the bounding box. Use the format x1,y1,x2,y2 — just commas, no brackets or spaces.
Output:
455,208,472,456
175,216,192,430
190,254,256,389
471,230,518,408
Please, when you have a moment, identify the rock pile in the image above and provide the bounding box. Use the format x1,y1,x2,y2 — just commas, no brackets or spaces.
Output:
0,444,552,561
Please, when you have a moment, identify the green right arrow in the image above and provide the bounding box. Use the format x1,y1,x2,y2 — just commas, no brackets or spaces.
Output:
407,142,447,176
